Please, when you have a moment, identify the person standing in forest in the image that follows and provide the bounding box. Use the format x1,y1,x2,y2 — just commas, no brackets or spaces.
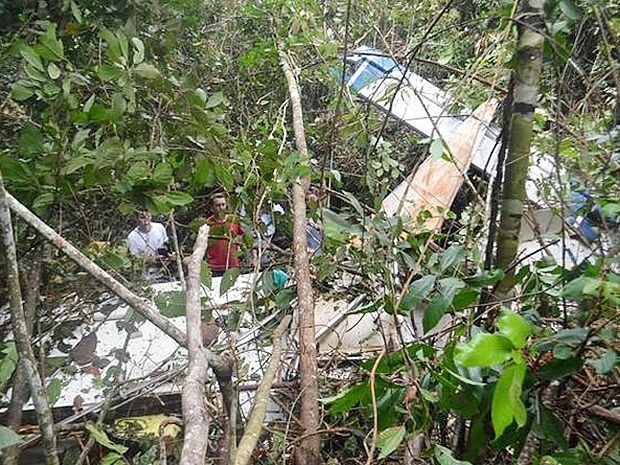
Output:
127,210,173,260
205,193,244,276
126,209,176,279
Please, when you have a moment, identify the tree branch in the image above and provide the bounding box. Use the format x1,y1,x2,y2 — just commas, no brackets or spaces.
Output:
279,49,321,465
180,224,211,465
234,315,292,465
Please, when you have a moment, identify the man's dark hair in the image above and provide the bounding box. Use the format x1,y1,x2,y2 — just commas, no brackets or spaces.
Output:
210,193,227,204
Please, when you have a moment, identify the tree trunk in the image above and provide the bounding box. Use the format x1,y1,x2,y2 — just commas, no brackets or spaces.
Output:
3,254,43,465
494,0,545,295
279,50,322,465
0,170,59,465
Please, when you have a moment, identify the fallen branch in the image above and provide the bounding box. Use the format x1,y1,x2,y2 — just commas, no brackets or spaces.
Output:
234,314,292,465
588,404,620,426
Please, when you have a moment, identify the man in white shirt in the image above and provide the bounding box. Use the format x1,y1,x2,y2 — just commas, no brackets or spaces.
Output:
127,210,170,258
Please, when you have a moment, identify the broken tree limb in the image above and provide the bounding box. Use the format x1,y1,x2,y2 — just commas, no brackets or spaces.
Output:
588,405,620,426
279,49,322,465
180,224,211,465
234,314,292,465
5,192,187,347
0,173,59,465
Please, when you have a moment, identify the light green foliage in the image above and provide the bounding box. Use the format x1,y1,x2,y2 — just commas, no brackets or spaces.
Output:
454,333,515,367
435,445,473,465
491,361,527,438
85,422,128,455
0,426,23,450
0,342,18,392
376,425,406,459
454,311,532,438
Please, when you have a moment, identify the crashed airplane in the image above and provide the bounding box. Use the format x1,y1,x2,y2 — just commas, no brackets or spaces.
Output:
344,46,604,266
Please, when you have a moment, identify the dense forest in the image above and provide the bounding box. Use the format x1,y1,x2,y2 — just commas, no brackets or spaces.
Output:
0,0,618,464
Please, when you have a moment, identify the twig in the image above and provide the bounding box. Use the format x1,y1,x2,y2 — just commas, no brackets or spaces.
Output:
365,349,386,465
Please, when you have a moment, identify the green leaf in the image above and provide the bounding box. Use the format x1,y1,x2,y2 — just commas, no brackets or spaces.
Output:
376,425,406,459
152,162,173,184
193,88,207,106
532,328,590,353
194,158,215,186
11,82,35,101
586,348,617,375
33,192,55,211
0,425,23,450
134,63,161,79
532,406,569,449
552,344,573,360
154,291,186,318
47,62,61,79
18,124,45,156
155,191,194,207
20,46,44,71
70,0,83,23
200,262,212,288
497,311,531,349
112,93,126,114
100,29,121,61
454,333,514,367
101,250,131,270
97,64,121,81
46,378,62,406
430,138,444,158
600,202,620,218
219,267,241,295
342,190,364,217
439,244,465,273
536,357,583,380
491,362,527,438
205,91,224,109
72,128,91,149
561,276,601,298
40,23,64,60
131,37,145,65
423,277,463,333
85,422,128,454
0,342,18,391
100,452,125,465
560,0,582,21
25,64,47,82
400,275,435,311
464,269,504,287
435,444,473,465
451,289,479,311
323,381,369,413
118,31,129,61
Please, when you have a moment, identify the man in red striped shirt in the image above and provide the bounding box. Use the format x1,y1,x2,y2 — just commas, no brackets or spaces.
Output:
205,193,244,276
